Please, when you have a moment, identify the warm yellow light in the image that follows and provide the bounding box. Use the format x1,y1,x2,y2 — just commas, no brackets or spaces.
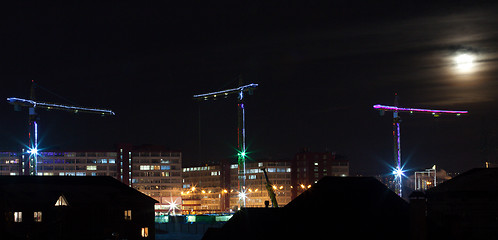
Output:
191,186,196,191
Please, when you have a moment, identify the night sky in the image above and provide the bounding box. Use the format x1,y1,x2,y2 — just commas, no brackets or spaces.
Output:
2,1,498,175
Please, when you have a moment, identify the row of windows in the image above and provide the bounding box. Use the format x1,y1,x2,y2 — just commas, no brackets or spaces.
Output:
132,171,171,177
183,166,217,172
36,159,116,164
132,159,180,164
5,211,42,223
40,152,117,157
131,152,180,157
35,165,116,171
36,172,112,176
138,165,173,171
132,178,182,184
1,159,19,164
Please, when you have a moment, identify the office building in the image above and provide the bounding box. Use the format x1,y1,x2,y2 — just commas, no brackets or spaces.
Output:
0,145,182,213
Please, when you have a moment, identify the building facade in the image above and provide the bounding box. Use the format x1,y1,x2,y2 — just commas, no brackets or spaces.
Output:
0,145,182,214
291,150,349,198
2,148,349,215
183,150,349,213
182,159,293,213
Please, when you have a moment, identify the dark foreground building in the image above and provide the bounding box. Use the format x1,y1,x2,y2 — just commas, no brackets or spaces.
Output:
203,176,409,240
0,176,157,240
425,168,498,239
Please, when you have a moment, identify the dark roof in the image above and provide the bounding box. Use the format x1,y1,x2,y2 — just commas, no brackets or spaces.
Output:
427,168,498,193
286,176,408,213
205,176,408,240
0,176,157,208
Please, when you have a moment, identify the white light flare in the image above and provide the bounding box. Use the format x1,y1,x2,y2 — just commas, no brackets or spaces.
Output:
392,167,405,178
238,189,248,206
165,197,182,215
27,147,38,155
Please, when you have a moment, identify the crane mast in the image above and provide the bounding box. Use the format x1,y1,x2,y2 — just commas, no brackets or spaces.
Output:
374,95,467,197
193,80,258,208
7,81,115,176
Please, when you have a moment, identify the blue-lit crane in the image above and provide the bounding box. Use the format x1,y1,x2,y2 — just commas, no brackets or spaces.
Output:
193,80,258,207
7,80,115,176
374,94,467,197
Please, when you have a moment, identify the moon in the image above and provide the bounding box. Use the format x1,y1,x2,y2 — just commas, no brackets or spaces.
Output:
453,53,475,73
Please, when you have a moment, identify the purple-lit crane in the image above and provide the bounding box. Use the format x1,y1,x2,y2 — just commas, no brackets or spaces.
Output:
7,81,115,176
374,95,468,197
193,80,258,207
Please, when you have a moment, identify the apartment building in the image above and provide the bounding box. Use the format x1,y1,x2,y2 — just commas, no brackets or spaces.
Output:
0,145,182,214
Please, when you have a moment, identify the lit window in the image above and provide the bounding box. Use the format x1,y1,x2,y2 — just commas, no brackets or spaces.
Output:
124,210,132,220
14,212,22,222
141,227,149,237
161,165,170,170
87,165,97,171
55,195,69,206
34,211,42,222
140,165,150,171
258,162,263,167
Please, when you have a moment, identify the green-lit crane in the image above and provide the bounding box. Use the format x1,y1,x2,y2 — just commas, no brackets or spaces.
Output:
193,80,258,207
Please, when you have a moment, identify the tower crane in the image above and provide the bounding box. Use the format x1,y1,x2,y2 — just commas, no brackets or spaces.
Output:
374,94,467,198
193,79,258,207
7,81,115,176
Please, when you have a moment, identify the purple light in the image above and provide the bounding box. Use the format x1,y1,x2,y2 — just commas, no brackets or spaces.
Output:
373,104,468,114
396,122,401,171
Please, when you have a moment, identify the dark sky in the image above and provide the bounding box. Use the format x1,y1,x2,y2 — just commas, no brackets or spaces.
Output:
2,1,498,175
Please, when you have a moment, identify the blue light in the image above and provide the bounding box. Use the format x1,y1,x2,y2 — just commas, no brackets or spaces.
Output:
193,83,259,99
7,97,115,115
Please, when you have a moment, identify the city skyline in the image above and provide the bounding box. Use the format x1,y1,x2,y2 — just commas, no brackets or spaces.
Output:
2,1,498,176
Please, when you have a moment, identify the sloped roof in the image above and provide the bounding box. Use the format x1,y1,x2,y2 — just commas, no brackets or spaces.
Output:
287,176,407,212
0,176,157,208
204,176,408,240
427,168,498,194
